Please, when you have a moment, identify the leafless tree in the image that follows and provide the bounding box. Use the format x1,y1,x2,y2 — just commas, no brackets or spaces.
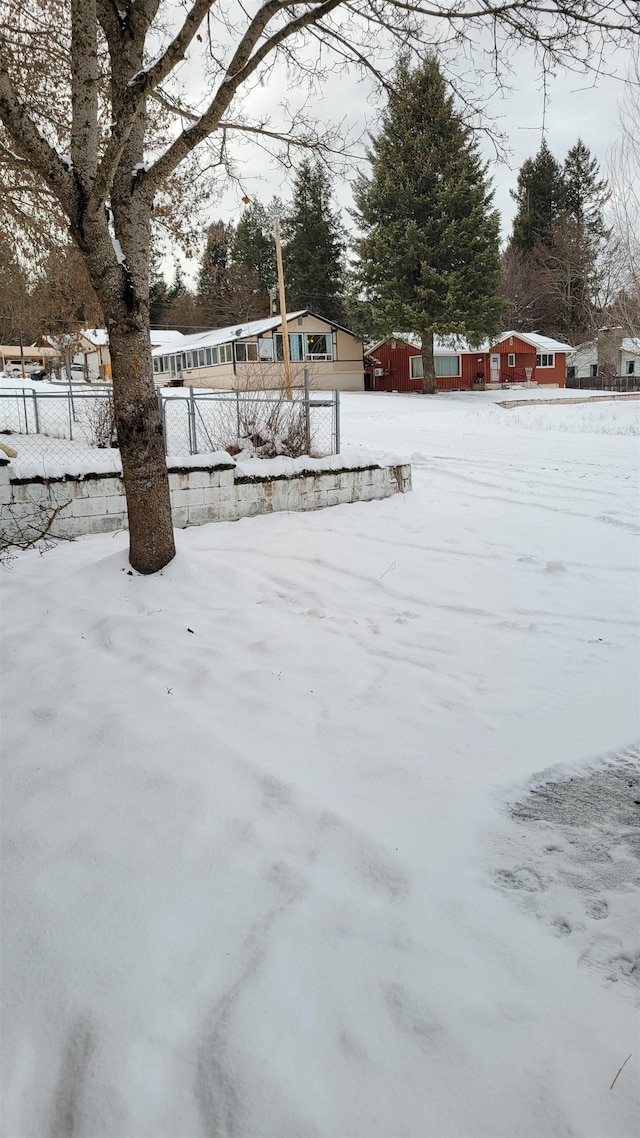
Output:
1,0,638,571
606,50,640,337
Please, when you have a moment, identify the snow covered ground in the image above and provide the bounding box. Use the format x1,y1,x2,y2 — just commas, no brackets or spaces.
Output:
2,392,639,1138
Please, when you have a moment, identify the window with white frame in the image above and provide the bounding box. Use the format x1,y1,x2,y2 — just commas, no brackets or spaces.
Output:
410,354,461,379
435,355,460,377
153,358,160,373
235,341,259,363
305,333,333,360
507,353,516,367
274,333,303,362
259,338,274,361
218,343,233,364
536,352,555,368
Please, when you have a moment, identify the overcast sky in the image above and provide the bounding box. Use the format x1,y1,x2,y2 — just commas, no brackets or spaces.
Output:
166,19,634,279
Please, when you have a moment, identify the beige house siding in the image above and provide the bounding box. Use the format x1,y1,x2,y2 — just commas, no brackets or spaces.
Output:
179,314,364,391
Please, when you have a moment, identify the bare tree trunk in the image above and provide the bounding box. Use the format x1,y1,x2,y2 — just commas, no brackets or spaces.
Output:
421,332,437,395
108,322,175,573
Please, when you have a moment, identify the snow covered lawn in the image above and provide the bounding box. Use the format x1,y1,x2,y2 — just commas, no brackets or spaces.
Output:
2,392,638,1137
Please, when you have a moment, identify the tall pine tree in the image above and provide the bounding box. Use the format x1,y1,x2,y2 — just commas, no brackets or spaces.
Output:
233,200,277,296
509,140,566,254
561,139,609,334
283,161,345,323
353,54,502,394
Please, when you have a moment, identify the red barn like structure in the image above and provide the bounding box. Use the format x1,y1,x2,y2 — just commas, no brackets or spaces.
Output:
367,331,572,392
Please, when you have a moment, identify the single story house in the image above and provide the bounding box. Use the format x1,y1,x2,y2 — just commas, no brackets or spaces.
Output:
152,311,365,391
76,327,185,380
567,331,640,380
366,331,573,391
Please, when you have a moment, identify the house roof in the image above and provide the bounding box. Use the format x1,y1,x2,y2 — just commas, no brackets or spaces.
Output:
152,310,360,357
0,345,58,358
78,328,185,348
149,329,185,346
80,328,110,346
367,334,477,355
495,331,573,353
622,337,640,355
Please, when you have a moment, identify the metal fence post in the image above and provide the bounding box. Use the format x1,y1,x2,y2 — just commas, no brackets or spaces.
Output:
235,389,241,443
32,388,40,434
22,388,29,434
334,389,341,454
188,387,197,454
157,389,167,455
303,367,311,455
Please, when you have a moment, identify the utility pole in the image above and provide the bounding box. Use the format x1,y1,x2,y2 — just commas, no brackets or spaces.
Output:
274,218,292,400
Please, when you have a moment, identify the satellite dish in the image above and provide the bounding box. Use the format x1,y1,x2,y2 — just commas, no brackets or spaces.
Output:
235,328,243,337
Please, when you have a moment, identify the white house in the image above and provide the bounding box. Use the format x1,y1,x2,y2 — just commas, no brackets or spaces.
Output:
75,327,185,380
567,331,640,380
152,311,365,390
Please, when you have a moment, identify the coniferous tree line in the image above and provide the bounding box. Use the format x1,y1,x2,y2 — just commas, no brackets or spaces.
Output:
152,161,348,333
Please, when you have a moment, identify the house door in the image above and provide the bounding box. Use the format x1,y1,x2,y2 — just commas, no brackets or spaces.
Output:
490,353,500,384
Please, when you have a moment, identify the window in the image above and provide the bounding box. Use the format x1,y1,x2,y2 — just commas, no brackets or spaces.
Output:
536,352,555,368
435,355,460,377
305,333,333,360
198,349,206,367
259,339,275,361
567,365,576,379
590,364,598,378
153,358,159,373
235,341,259,363
275,333,304,362
410,354,461,379
205,348,212,366
627,360,635,375
218,343,233,364
507,353,516,368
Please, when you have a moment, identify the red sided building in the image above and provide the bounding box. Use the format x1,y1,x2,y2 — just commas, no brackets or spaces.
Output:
366,331,572,392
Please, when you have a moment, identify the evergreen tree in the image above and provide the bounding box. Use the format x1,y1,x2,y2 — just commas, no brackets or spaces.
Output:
352,53,503,394
197,221,233,308
509,140,566,254
232,200,277,295
167,262,188,300
283,161,345,323
504,139,609,339
149,267,170,327
561,139,609,334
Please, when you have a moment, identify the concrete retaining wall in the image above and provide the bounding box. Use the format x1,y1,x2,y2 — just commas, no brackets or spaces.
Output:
0,454,411,543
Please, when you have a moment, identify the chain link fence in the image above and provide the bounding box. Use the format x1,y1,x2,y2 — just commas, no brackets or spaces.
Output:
0,382,340,471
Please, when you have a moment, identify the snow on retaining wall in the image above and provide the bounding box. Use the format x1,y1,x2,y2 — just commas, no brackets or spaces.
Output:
0,453,411,542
